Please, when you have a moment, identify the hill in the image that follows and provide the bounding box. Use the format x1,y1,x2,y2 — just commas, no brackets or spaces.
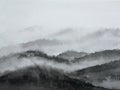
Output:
69,60,120,89
0,65,110,90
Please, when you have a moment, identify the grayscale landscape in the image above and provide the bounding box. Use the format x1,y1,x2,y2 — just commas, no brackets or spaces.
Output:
0,0,120,90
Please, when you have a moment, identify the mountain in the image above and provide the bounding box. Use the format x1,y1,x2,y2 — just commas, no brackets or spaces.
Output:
50,28,94,42
0,50,70,75
52,28,73,37
0,39,61,57
22,39,60,48
77,28,120,52
1,49,120,77
0,26,63,57
50,28,80,41
83,28,120,39
73,49,120,63
46,28,120,55
0,65,110,90
0,28,120,56
68,60,120,90
1,49,120,74
0,49,119,89
63,50,120,72
58,51,87,61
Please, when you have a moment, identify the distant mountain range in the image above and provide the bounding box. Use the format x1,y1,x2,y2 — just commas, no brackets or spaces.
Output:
0,39,61,57
44,28,120,55
77,28,120,52
22,39,60,48
0,28,120,56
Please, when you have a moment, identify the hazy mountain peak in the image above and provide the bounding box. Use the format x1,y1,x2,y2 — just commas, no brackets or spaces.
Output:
85,28,120,38
22,39,61,48
58,51,87,61
71,49,120,69
50,28,87,41
53,28,73,36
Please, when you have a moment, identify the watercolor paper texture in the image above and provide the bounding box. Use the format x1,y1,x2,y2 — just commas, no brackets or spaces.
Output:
0,0,120,90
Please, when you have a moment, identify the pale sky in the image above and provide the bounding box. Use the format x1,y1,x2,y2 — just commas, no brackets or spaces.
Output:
0,0,120,32
0,0,120,48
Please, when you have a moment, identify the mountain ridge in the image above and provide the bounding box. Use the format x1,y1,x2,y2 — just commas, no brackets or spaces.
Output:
58,51,87,61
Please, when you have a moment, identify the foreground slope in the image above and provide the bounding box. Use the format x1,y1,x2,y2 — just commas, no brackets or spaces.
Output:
69,60,120,89
0,65,110,90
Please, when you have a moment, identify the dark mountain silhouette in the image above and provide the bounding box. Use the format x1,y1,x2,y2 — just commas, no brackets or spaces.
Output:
0,65,110,90
18,50,69,63
58,49,120,72
70,60,120,81
69,60,120,89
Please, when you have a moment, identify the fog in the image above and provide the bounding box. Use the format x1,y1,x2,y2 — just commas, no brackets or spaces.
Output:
1,54,119,75
0,0,120,49
96,79,120,89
